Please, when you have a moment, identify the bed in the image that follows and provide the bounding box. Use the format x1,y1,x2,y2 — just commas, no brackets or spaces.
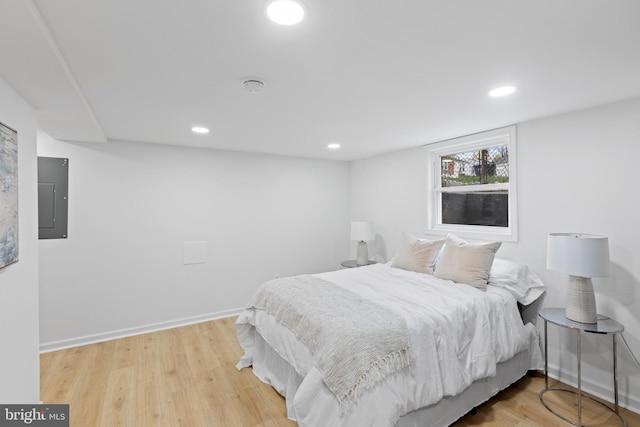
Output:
236,234,545,427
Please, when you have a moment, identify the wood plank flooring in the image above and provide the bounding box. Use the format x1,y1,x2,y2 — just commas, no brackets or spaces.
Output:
41,316,640,426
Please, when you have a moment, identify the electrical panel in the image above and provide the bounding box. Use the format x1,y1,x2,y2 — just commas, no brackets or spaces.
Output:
38,157,69,239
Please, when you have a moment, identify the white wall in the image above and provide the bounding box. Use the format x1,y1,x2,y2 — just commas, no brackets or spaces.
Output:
348,145,428,262
38,136,350,349
0,78,40,402
350,97,640,412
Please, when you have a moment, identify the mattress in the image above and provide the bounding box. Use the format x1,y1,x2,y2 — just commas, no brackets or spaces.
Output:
237,263,544,426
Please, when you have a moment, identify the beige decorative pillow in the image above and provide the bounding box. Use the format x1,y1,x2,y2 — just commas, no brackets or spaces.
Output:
391,233,445,274
434,234,502,290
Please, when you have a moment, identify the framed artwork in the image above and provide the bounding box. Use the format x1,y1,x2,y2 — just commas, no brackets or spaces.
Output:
0,121,18,269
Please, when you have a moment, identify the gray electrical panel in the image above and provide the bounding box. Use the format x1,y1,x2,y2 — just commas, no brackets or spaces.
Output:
38,157,69,239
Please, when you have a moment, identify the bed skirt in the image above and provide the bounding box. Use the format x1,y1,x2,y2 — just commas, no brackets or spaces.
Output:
248,330,533,427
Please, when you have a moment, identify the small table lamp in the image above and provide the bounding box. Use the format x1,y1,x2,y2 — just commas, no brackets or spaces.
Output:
547,233,610,324
351,221,375,266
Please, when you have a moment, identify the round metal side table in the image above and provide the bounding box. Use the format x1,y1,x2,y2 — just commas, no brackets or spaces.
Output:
340,260,377,268
539,307,627,427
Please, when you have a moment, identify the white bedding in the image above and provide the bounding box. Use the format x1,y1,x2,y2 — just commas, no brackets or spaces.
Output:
236,263,542,427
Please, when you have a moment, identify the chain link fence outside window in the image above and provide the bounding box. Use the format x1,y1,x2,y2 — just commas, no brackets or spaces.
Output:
441,145,509,187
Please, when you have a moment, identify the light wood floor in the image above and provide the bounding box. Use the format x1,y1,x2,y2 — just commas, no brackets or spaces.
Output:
41,316,639,426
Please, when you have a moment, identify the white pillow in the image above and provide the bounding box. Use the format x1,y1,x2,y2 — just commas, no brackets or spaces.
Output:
434,234,501,290
488,258,546,305
391,233,445,274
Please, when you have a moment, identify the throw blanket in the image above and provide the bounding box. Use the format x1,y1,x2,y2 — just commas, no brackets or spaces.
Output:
248,275,413,408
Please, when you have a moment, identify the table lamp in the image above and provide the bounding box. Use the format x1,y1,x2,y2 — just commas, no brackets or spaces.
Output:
351,221,375,266
547,233,610,324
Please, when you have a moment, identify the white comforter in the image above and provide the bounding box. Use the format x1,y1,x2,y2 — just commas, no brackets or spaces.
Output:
236,263,539,427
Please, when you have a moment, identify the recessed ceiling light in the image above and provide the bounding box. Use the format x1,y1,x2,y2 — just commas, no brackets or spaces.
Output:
489,86,517,97
266,0,305,25
327,142,341,150
192,126,209,134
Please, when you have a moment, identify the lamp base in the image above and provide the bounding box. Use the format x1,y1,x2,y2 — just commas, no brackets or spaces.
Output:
356,241,369,266
565,275,597,324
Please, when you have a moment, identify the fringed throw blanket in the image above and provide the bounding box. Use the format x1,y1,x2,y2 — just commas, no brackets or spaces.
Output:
248,275,413,408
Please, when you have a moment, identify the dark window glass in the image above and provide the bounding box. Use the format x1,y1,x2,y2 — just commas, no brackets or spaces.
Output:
441,191,508,227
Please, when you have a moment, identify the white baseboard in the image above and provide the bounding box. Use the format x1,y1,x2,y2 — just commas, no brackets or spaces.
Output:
39,308,243,354
546,363,640,415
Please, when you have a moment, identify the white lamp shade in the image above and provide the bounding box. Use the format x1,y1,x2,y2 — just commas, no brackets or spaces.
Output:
350,221,375,241
547,233,610,278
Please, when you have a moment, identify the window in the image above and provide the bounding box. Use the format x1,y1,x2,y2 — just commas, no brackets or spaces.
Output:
426,126,517,241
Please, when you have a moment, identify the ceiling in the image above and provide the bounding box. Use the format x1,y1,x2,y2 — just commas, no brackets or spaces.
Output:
2,0,640,161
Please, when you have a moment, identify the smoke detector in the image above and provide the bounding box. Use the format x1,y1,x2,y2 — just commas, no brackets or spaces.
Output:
242,79,265,93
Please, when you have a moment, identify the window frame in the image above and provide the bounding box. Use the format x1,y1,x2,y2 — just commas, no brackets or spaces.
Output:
425,126,518,242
